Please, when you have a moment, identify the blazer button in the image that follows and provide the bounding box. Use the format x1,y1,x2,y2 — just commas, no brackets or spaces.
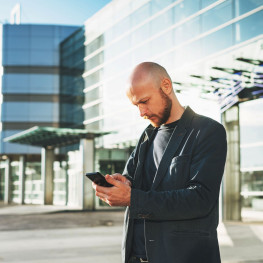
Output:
138,214,150,219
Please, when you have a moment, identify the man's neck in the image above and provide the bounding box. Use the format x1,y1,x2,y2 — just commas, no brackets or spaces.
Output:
164,105,185,125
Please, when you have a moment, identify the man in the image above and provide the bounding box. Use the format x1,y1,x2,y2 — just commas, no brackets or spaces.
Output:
93,62,227,263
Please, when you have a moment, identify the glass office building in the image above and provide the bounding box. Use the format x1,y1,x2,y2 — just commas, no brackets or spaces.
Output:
60,27,85,129
83,0,263,145
82,0,263,216
0,24,79,153
0,24,80,203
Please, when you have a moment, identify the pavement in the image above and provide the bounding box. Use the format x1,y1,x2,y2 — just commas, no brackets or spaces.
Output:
0,203,263,263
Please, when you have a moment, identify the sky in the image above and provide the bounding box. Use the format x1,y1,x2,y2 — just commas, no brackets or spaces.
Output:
0,0,112,26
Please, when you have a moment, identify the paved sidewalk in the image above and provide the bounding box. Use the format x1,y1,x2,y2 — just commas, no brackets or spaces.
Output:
0,204,262,263
0,203,81,215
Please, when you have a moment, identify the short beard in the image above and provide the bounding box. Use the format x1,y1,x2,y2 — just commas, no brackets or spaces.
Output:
151,88,172,127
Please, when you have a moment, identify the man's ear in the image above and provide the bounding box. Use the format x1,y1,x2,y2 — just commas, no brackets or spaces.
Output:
160,78,172,95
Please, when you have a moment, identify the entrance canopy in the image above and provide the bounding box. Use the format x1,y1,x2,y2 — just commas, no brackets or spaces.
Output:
171,39,263,113
4,126,111,148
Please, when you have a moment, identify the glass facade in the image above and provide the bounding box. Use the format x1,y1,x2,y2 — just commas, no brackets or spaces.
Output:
81,0,263,212
67,150,82,207
10,161,20,202
2,102,59,122
53,160,68,205
24,162,42,204
0,24,79,205
0,24,79,154
0,165,4,200
2,73,59,94
240,99,263,210
60,27,85,128
82,0,263,149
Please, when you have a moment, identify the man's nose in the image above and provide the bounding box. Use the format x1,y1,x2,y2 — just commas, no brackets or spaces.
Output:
139,105,147,117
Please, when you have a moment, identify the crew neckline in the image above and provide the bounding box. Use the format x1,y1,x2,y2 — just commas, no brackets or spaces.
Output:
158,119,180,130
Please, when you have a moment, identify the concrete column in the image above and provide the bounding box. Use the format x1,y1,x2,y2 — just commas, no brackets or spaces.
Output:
79,138,95,210
19,155,26,204
41,147,55,205
222,105,242,221
65,162,69,206
4,158,11,204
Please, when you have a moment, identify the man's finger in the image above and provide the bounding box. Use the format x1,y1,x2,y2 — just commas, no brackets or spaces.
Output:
111,174,131,184
105,174,122,187
96,191,108,200
93,183,111,194
111,173,124,181
92,182,97,190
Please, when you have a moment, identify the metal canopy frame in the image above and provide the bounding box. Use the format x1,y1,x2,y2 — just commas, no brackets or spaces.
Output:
173,56,263,112
3,126,111,148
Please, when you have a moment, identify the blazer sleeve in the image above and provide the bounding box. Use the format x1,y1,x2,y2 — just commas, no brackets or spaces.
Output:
122,127,149,185
122,149,137,185
129,121,227,221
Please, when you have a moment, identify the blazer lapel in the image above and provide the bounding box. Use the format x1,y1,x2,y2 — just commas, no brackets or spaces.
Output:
133,125,155,188
151,106,194,190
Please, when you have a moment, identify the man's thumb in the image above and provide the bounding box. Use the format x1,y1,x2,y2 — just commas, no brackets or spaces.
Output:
105,174,118,186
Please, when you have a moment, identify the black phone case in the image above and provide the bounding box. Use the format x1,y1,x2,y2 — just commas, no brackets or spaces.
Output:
85,172,113,187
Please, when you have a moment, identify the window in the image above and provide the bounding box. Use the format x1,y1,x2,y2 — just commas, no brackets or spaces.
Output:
201,0,217,9
235,0,263,17
131,3,151,27
151,0,174,15
2,102,59,122
150,8,174,35
84,104,100,119
173,0,201,23
174,16,201,45
202,25,233,56
84,69,102,87
85,52,104,72
201,0,233,33
235,10,263,43
85,35,104,55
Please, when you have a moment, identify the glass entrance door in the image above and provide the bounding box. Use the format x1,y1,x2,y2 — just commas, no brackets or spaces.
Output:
24,162,43,204
240,99,263,221
0,164,5,201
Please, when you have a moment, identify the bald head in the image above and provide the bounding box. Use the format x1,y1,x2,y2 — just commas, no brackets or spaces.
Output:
126,62,184,126
129,62,172,89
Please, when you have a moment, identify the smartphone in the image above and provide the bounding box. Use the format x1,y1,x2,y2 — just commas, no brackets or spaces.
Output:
85,172,113,187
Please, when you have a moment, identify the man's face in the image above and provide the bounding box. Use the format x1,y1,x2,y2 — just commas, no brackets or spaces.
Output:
127,81,172,127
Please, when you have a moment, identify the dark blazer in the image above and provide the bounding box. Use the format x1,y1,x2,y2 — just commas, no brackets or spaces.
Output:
122,106,227,263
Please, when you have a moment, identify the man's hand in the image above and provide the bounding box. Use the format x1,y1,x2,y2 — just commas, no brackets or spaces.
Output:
92,173,131,207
